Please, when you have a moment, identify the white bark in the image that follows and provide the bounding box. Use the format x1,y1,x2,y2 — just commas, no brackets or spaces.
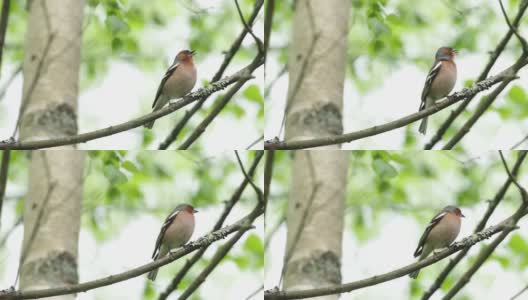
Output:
19,151,84,300
284,0,350,148
283,151,348,300
19,0,84,143
17,1,85,298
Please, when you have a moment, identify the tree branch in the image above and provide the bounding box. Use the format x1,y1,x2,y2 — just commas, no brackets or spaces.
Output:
442,54,528,149
0,214,254,300
177,71,255,149
0,150,10,230
442,203,527,299
0,0,11,76
177,194,265,299
421,151,528,300
499,0,528,54
264,215,521,299
158,151,264,300
425,0,528,149
158,0,264,149
0,70,250,150
265,67,515,150
234,0,264,54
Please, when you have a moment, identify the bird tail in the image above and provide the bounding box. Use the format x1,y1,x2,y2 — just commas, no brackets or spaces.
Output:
147,268,159,281
144,120,155,129
418,117,428,135
145,95,170,129
409,269,420,279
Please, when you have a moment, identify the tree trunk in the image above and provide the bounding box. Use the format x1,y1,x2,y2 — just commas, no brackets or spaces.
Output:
17,0,85,298
19,151,84,299
283,151,348,300
284,0,350,148
282,0,350,298
18,0,84,141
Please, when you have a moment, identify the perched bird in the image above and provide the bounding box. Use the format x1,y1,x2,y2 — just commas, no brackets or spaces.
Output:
145,50,197,129
409,205,464,279
418,47,457,135
147,204,198,281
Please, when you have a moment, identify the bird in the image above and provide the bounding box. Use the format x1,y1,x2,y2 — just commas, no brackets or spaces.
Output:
418,47,457,135
147,203,198,281
145,50,197,129
409,205,464,279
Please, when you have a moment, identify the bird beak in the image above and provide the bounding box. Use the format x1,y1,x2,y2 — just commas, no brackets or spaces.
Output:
460,213,465,217
193,209,198,213
190,50,196,56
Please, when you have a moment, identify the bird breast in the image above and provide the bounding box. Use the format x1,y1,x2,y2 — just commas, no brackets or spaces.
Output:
163,63,197,99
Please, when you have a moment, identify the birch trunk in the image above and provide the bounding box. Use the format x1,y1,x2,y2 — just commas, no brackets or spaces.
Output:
284,0,350,148
18,0,84,142
18,1,85,298
282,1,350,298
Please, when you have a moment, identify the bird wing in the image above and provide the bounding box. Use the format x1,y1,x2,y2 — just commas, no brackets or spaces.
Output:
151,207,183,259
413,210,446,257
151,60,180,109
419,61,442,111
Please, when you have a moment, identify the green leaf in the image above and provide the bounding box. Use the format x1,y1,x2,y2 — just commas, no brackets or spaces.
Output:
104,164,128,185
122,160,139,173
508,233,528,253
372,158,397,178
105,15,130,34
508,85,527,104
243,234,264,256
242,84,263,104
111,37,123,51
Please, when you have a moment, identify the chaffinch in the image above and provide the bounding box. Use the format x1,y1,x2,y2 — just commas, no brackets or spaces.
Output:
418,47,457,135
409,205,464,279
147,203,198,281
145,50,197,129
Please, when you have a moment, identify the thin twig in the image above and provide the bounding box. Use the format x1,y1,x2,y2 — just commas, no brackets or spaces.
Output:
265,214,521,299
0,70,248,150
0,150,10,230
499,0,528,53
234,0,264,54
158,152,264,300
158,0,264,149
425,0,528,149
1,218,252,300
421,151,528,300
266,68,514,150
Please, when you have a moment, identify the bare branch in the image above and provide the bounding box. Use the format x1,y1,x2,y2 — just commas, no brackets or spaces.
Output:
177,196,265,299
511,284,528,300
265,68,514,150
158,0,264,149
264,214,523,299
421,151,528,299
0,150,10,230
442,54,528,149
442,203,528,299
425,0,528,149
158,152,264,300
499,150,528,202
235,150,264,204
0,0,11,76
0,70,250,150
0,214,254,300
234,0,264,54
499,0,528,54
